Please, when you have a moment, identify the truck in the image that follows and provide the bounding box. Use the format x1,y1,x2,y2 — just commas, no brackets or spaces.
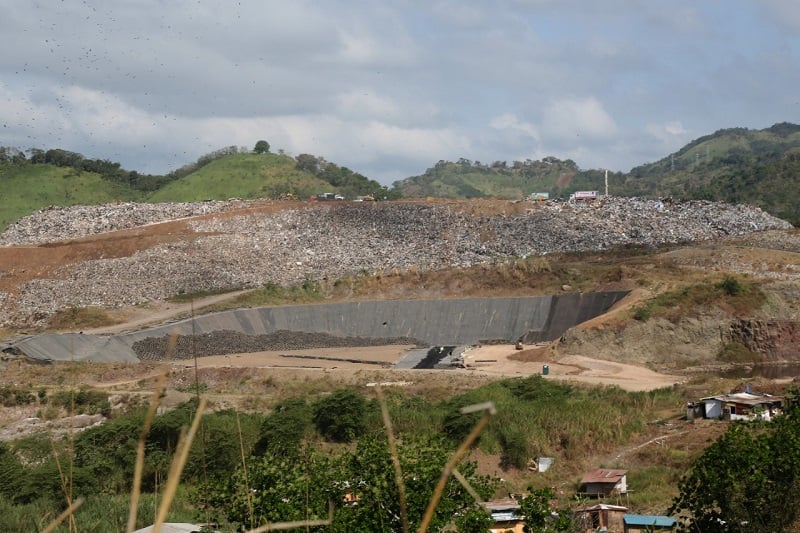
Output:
570,190,599,202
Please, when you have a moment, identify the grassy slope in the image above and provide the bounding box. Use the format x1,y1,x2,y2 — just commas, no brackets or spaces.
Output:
0,164,140,230
146,153,332,202
395,161,581,199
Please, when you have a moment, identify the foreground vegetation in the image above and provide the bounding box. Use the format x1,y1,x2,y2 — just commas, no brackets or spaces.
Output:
0,376,687,531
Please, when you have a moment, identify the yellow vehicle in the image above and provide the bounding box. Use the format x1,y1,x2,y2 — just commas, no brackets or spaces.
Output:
278,192,298,201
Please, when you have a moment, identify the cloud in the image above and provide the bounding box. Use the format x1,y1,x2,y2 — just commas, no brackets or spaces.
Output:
541,97,618,141
1,1,798,187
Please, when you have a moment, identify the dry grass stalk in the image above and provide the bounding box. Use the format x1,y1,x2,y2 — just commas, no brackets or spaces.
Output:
152,397,208,532
235,409,255,530
42,497,85,533
418,401,495,533
375,384,410,533
451,468,484,505
245,501,333,533
126,372,168,533
50,435,77,532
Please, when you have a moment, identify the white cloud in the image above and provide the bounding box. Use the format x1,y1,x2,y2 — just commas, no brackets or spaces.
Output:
645,120,687,142
541,97,618,141
336,90,401,121
489,113,540,141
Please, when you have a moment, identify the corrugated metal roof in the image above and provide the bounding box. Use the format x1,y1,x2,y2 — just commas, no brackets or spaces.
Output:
574,503,628,512
581,468,627,483
491,511,521,522
483,497,521,511
623,514,676,527
700,392,783,406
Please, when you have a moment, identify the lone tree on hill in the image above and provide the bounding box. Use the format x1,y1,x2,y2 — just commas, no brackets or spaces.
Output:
254,140,270,154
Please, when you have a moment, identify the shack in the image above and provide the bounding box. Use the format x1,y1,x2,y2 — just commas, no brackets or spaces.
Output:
579,469,627,499
687,392,783,421
573,503,627,532
483,497,524,533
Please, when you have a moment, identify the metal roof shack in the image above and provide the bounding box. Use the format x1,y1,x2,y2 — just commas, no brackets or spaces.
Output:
623,513,676,532
482,497,524,533
574,503,628,532
690,392,783,421
580,469,628,498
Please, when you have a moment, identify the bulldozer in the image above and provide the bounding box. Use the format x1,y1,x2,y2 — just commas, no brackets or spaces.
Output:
278,192,298,201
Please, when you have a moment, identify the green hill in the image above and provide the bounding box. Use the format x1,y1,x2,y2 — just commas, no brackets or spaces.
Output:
392,123,800,225
392,157,623,200
0,163,141,229
620,122,800,225
0,145,395,231
146,152,331,202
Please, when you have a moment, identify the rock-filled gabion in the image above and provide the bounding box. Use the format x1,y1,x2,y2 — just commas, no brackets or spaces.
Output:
132,329,425,361
0,197,793,327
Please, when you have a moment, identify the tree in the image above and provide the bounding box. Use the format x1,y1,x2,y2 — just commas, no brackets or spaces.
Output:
254,140,270,154
669,408,800,532
212,434,497,532
255,397,312,457
519,488,575,533
312,389,368,443
334,435,497,532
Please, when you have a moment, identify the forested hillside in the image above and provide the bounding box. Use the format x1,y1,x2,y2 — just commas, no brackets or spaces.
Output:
2,123,799,231
391,123,800,225
0,143,394,231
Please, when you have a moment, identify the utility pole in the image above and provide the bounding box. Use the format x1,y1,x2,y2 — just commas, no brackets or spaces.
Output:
604,169,609,196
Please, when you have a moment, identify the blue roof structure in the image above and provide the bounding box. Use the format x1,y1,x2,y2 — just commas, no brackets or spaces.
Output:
623,514,676,527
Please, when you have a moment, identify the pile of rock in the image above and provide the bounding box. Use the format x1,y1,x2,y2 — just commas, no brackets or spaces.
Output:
0,201,237,246
0,197,794,328
132,329,424,361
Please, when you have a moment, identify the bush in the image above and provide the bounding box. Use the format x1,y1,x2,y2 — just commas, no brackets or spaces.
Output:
312,389,368,443
255,397,312,456
718,275,744,296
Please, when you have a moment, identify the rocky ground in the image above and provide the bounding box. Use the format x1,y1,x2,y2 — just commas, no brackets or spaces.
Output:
0,197,793,328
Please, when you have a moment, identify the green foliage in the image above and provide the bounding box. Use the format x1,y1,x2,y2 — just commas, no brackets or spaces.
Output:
717,275,744,296
255,397,313,457
0,443,24,501
0,385,35,407
214,433,496,532
631,278,765,322
670,413,800,532
233,280,325,307
455,506,494,533
312,388,369,443
391,157,585,199
519,488,574,532
253,140,270,154
0,492,201,533
340,435,496,532
48,388,111,416
625,123,800,225
0,162,141,231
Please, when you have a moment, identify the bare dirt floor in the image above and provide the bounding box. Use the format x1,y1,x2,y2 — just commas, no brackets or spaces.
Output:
153,341,678,392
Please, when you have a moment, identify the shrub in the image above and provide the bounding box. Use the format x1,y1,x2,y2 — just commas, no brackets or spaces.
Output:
255,397,312,456
718,275,744,296
312,389,367,443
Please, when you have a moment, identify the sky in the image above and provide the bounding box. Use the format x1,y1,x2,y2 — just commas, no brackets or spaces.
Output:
1,1,799,186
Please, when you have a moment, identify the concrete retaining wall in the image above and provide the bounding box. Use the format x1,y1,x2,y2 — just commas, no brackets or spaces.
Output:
13,292,628,363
